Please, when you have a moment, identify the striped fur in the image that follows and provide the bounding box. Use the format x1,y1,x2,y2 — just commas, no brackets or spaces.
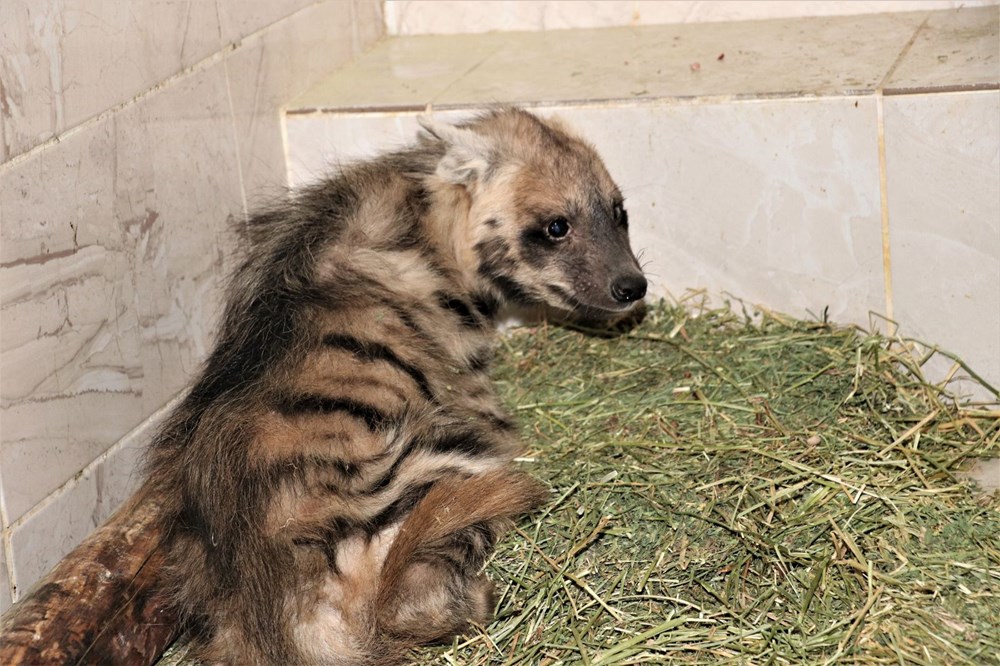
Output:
144,108,645,665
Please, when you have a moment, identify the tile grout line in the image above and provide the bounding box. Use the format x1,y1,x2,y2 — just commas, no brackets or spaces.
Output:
3,391,187,601
1,471,16,603
872,13,931,336
222,57,250,223
0,3,325,177
875,93,895,334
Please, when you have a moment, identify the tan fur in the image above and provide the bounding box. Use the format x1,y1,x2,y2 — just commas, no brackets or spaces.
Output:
144,108,646,664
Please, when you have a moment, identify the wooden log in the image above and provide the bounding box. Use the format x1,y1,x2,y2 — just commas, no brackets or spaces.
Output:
0,484,180,665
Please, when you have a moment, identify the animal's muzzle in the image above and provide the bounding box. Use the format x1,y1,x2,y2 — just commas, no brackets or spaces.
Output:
610,274,648,304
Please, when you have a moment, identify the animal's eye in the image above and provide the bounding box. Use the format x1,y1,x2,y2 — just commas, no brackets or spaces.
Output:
613,202,628,228
547,217,571,239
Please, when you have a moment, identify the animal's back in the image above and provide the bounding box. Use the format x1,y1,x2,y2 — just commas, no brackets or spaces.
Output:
145,108,646,664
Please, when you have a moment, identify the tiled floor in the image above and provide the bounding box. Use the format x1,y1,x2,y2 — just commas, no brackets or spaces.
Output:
285,7,999,396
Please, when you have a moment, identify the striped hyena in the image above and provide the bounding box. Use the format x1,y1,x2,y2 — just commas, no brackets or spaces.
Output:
145,108,647,665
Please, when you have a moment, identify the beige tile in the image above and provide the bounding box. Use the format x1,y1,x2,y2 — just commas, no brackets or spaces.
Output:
885,6,999,93
286,99,885,327
1,392,144,523
290,32,505,113
113,63,244,413
0,115,145,522
217,0,317,45
437,16,917,105
351,0,386,51
9,461,100,598
885,91,1000,397
0,116,118,264
0,0,222,160
384,1,996,35
553,99,886,328
285,109,468,187
226,1,383,198
291,11,928,112
1,60,244,523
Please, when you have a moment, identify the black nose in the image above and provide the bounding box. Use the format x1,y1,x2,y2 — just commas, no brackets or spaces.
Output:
610,274,647,303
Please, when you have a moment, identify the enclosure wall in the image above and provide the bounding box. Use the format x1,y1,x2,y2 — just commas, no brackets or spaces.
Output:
385,0,999,34
0,0,384,612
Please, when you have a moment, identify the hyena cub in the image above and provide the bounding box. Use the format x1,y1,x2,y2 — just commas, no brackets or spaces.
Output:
145,108,647,664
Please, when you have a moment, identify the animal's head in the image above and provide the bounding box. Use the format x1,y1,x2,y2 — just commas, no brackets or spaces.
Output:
420,108,647,323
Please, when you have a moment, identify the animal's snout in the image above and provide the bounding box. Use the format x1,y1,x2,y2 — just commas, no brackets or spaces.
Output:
610,274,647,304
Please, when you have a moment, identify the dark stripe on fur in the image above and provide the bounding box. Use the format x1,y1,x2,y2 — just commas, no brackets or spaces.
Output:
366,481,434,535
471,292,499,320
366,437,421,494
426,430,494,456
277,394,389,431
323,333,435,401
466,347,492,373
435,292,482,329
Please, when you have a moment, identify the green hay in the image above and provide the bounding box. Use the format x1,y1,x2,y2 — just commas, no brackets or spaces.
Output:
414,300,999,665
161,300,1000,665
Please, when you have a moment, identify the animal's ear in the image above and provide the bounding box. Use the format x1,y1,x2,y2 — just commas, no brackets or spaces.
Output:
418,115,496,187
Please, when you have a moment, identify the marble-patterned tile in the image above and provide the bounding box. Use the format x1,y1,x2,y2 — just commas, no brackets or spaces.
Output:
0,116,144,522
885,91,1000,396
885,6,999,93
0,0,222,160
287,99,885,328
8,459,100,599
226,1,383,199
113,63,244,414
1,60,244,523
217,0,317,45
0,115,118,264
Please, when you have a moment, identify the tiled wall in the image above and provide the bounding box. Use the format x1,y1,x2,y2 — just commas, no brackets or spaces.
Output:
0,0,384,613
285,8,999,401
384,0,999,35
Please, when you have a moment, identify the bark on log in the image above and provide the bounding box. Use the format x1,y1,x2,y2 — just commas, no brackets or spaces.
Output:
0,484,179,665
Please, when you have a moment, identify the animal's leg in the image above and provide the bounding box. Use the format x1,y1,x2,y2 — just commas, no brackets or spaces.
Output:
371,470,546,645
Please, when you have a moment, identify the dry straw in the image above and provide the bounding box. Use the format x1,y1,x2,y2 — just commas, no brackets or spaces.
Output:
416,298,999,665
163,299,999,665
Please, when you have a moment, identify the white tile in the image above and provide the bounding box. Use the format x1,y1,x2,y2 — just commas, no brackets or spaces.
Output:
384,1,995,35
0,546,11,613
5,396,164,600
217,0,317,45
226,1,382,198
886,6,999,93
287,98,885,328
1,392,143,524
9,463,99,598
113,62,245,413
885,91,1000,397
0,115,118,264
558,100,886,327
0,116,145,522
1,60,244,523
0,0,222,159
285,109,468,187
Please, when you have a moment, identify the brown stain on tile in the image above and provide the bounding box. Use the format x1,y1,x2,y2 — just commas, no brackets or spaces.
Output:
0,247,80,269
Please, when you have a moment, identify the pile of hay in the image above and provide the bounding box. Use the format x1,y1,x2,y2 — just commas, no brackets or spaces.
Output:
414,300,999,665
162,300,999,665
